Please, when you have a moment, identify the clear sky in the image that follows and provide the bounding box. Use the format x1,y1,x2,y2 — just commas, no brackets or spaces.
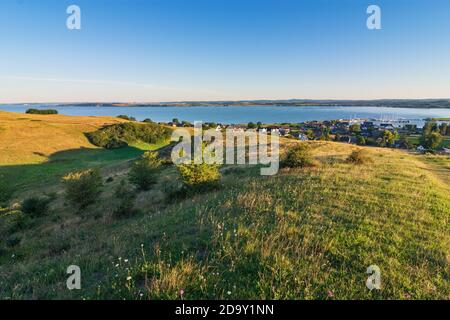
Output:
1,0,450,103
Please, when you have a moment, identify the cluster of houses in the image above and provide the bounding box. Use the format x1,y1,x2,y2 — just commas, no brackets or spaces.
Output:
167,119,418,138
164,118,449,153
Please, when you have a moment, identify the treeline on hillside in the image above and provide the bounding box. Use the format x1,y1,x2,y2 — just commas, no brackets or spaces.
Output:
25,109,58,115
86,122,172,149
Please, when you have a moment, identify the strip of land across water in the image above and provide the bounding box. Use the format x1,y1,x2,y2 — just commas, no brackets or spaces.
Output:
3,98,450,108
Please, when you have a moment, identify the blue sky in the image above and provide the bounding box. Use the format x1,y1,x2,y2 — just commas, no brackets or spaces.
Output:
1,0,450,102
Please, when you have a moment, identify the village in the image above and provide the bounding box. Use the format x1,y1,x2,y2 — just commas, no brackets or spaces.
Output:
164,117,450,154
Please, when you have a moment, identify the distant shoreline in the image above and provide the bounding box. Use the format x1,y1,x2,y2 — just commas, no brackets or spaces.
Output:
3,102,450,109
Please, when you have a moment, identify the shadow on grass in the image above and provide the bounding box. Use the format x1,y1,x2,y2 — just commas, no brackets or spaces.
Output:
0,146,148,197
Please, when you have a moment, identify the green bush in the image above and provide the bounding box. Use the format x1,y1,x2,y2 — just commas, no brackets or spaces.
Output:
117,115,136,121
62,169,103,210
113,181,139,218
21,196,52,216
86,122,172,149
129,152,162,191
282,144,316,168
377,130,397,147
346,149,372,165
25,108,58,115
177,163,221,191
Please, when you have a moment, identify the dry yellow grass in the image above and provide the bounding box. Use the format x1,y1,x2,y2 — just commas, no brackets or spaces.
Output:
0,110,127,165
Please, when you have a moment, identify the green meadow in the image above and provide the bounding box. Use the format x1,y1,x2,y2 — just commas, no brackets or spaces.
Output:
0,111,449,300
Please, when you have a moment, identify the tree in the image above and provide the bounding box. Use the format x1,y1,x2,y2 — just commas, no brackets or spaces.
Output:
422,121,438,137
62,169,103,210
172,118,180,124
356,135,366,146
424,132,443,150
439,123,449,136
378,130,396,147
305,129,315,140
421,121,443,149
117,115,136,121
129,152,162,190
247,122,257,129
323,126,331,141
349,123,361,133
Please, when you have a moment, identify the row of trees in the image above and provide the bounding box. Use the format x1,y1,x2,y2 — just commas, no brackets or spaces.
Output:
25,108,58,115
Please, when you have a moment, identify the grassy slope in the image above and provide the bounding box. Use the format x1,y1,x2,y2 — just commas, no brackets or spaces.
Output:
0,110,129,165
0,111,167,197
0,112,449,300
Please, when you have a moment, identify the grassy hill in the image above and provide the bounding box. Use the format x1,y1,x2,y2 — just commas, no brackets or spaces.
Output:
0,111,449,300
0,111,168,197
0,110,130,165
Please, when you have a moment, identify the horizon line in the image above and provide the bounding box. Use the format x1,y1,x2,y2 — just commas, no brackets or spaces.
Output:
3,98,450,105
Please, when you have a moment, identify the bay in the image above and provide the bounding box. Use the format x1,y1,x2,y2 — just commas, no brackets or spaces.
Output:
1,105,449,127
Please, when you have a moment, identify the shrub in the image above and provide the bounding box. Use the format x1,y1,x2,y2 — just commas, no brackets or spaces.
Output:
86,122,172,149
346,149,372,165
21,196,52,216
62,169,103,210
177,163,221,191
117,115,136,121
282,144,316,168
113,181,139,218
129,152,162,191
25,108,58,115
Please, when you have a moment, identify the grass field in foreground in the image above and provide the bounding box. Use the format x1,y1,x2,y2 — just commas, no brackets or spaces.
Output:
0,138,448,299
